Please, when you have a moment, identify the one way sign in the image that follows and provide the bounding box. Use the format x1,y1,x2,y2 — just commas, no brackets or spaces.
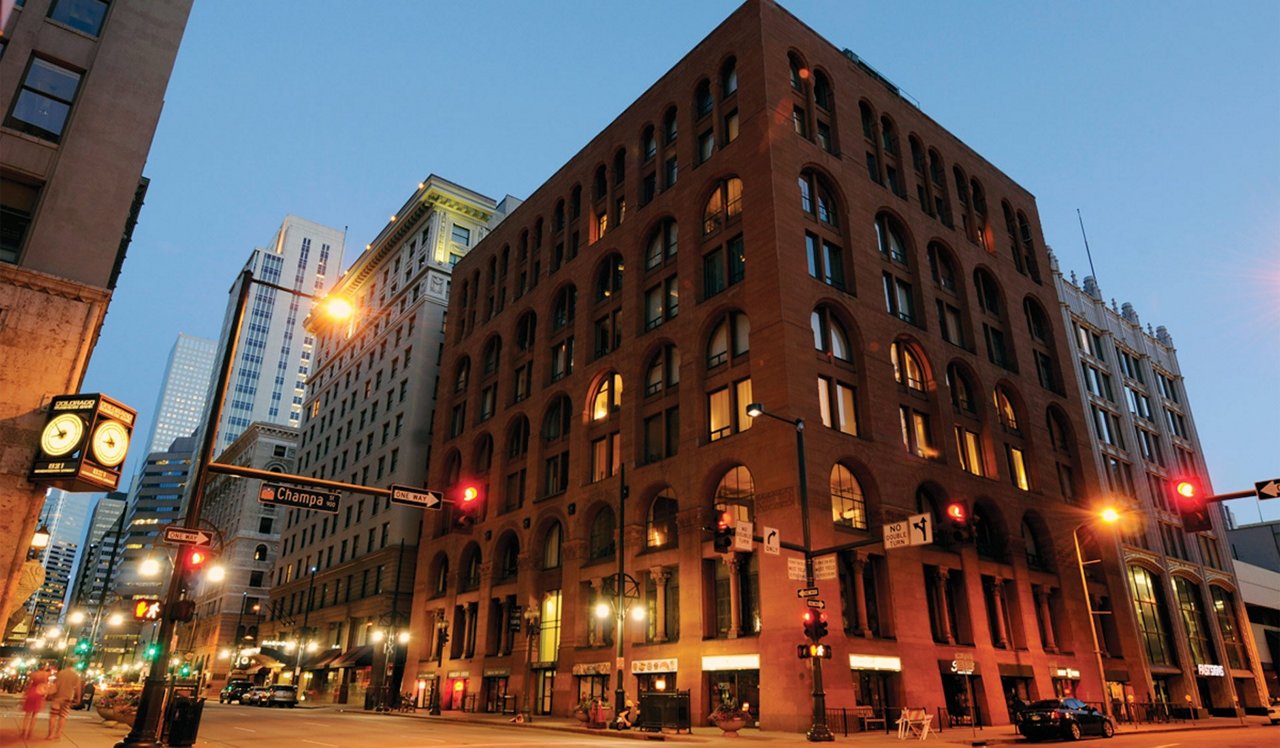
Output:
1256,479,1280,501
163,526,212,546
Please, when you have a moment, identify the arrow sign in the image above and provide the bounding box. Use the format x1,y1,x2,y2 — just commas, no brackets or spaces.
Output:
390,484,443,509
162,526,212,546
1256,479,1280,500
763,526,780,556
796,587,820,598
805,599,826,610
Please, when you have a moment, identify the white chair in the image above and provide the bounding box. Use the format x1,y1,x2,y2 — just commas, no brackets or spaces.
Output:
897,708,931,740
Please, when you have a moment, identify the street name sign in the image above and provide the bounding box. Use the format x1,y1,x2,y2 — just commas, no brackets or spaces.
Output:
1256,479,1280,500
805,599,826,610
762,526,780,556
390,484,443,510
733,519,754,552
796,587,820,598
162,527,211,547
258,482,340,514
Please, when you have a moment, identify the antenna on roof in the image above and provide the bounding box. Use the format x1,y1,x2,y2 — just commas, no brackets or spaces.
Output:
1076,209,1098,284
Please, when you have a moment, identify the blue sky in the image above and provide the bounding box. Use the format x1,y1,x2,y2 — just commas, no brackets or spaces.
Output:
82,0,1279,522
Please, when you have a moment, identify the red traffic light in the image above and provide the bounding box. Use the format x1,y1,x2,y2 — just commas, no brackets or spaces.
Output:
945,502,967,523
461,486,479,504
1175,480,1198,500
717,511,734,530
188,550,207,566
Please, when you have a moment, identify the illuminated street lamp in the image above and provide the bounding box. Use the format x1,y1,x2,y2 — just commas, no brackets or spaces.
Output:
1072,505,1126,720
28,524,51,559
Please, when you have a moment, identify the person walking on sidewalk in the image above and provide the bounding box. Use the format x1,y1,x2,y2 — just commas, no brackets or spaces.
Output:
46,664,82,740
21,669,51,740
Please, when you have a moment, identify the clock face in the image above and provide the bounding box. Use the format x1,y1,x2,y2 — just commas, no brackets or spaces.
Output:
41,413,85,457
91,420,130,468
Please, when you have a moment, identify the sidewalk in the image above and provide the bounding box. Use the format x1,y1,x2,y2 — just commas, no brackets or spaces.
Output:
337,702,1270,745
0,693,132,748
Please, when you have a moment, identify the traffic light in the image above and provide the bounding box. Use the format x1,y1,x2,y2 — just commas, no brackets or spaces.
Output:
186,548,208,571
454,485,482,528
179,663,192,677
713,510,734,553
802,610,829,641
170,599,196,623
73,638,90,656
944,501,973,544
143,643,160,661
1173,478,1213,533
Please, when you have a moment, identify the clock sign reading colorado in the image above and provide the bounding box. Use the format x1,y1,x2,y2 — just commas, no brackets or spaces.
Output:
91,420,130,467
30,393,136,492
40,413,86,457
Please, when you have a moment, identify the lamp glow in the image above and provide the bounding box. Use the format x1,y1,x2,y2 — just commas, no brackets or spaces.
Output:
207,564,227,582
594,602,610,620
631,606,647,622
321,297,354,322
397,631,411,645
1099,507,1121,524
371,629,385,643
67,611,86,626
139,557,161,577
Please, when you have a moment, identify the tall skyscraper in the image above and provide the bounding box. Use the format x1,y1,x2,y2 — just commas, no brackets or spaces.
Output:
71,492,128,613
0,0,192,632
25,540,77,635
263,177,508,705
1053,261,1268,715
143,334,218,455
212,216,346,453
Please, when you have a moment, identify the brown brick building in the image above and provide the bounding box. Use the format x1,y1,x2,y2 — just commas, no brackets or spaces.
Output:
403,0,1108,732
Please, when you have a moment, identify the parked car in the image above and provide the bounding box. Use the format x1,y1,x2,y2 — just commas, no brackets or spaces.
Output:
243,687,272,706
1267,697,1279,725
266,684,298,708
1019,698,1114,741
219,680,253,704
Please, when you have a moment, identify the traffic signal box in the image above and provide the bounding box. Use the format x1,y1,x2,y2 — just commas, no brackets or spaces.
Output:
1173,478,1213,532
944,501,976,543
713,510,734,553
802,610,829,641
797,642,834,659
454,484,482,528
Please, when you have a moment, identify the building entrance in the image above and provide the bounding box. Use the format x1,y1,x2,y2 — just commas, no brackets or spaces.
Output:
706,670,759,727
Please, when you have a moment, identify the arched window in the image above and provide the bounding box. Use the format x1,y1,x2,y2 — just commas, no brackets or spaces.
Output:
593,164,608,200
542,395,572,441
702,177,743,236
1128,564,1174,666
495,534,520,582
789,53,806,91
515,311,537,351
663,106,678,143
1047,408,1072,452
714,465,755,522
553,199,566,232
552,284,576,331
1024,297,1059,392
831,464,867,529
974,268,1003,317
1210,586,1248,669
645,344,681,396
973,504,1004,560
591,372,623,421
993,386,1020,432
589,506,616,560
1021,518,1051,571
460,545,482,591
694,79,713,118
542,522,563,570
482,337,501,376
874,213,909,265
707,311,749,368
811,307,851,362
928,149,952,225
721,57,738,98
642,125,657,162
432,555,449,596
646,494,679,549
254,544,268,561
613,148,626,186
859,101,876,140
473,433,494,473
595,254,623,301
506,415,530,459
814,70,833,110
928,243,958,292
946,363,977,415
798,170,838,227
645,218,678,270
891,341,926,391
453,357,471,393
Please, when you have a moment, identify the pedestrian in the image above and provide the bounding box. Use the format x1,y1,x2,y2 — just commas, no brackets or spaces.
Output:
46,663,83,740
22,669,51,740
82,680,97,709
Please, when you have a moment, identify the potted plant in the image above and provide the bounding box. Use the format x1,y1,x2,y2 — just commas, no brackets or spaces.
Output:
708,687,749,736
573,697,595,723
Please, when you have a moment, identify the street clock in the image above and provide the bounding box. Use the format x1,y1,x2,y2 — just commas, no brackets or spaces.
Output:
30,393,136,492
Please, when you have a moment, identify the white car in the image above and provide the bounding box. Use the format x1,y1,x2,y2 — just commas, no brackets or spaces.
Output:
1268,699,1280,725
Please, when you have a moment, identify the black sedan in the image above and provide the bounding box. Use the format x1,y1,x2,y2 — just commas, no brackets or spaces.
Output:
219,680,253,704
1019,698,1114,741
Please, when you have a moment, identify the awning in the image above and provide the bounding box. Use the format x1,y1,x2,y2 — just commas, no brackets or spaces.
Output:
331,644,374,669
301,647,344,670
257,646,292,665
998,664,1035,678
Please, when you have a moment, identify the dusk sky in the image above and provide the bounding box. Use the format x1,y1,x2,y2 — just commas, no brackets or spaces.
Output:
82,0,1279,522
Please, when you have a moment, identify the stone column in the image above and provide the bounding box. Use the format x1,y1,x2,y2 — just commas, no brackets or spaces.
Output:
852,554,870,636
1036,587,1058,652
936,567,955,645
991,577,1008,648
727,554,742,639
650,566,670,642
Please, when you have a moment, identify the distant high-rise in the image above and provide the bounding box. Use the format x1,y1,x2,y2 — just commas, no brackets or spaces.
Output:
71,492,128,612
26,540,77,634
144,334,217,455
113,436,197,599
211,216,345,452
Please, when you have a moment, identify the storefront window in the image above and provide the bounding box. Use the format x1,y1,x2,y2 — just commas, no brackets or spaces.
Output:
1209,586,1247,669
539,590,561,662
1128,565,1174,667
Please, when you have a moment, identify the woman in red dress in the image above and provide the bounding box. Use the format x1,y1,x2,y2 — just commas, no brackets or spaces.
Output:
22,668,51,739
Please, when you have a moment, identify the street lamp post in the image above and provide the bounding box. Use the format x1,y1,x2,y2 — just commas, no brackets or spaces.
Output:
745,403,833,742
1073,522,1114,720
292,566,317,689
429,613,447,715
613,465,628,714
118,270,342,748
522,609,540,723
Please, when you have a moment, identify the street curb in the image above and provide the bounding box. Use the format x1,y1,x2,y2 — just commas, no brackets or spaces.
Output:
932,719,1266,745
339,708,709,742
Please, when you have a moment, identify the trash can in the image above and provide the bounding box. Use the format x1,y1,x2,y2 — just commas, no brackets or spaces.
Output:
166,693,206,747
